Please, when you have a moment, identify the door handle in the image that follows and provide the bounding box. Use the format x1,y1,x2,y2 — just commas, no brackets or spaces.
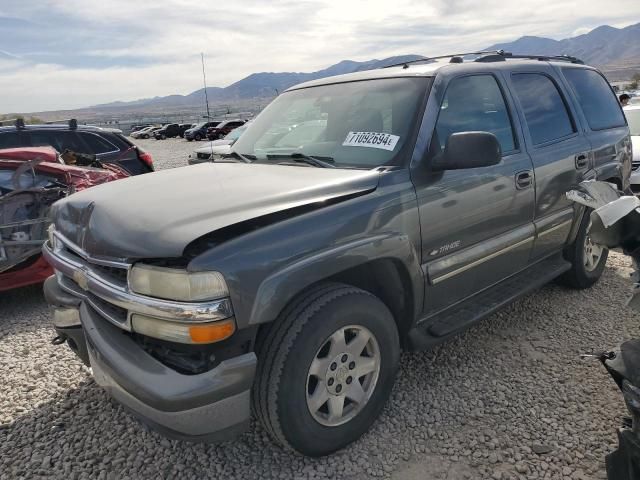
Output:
575,153,589,169
515,170,533,189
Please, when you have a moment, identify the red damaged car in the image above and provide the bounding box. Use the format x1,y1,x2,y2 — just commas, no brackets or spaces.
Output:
0,147,130,291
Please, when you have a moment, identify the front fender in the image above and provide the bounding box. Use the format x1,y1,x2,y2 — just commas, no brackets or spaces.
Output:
248,233,423,326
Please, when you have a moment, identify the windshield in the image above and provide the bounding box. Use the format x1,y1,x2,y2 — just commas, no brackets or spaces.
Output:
193,122,207,129
626,109,640,136
232,77,429,168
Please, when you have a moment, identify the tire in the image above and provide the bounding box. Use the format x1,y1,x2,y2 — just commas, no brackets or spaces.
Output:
252,283,400,456
559,209,608,289
161,134,166,140
142,134,149,139
195,134,202,141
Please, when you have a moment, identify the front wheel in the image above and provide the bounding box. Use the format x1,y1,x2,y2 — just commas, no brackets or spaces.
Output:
559,210,608,289
252,283,400,456
194,133,202,141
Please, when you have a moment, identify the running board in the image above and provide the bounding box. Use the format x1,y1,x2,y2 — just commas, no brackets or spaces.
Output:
408,254,571,348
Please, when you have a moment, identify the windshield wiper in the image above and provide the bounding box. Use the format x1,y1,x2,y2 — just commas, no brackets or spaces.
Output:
266,152,335,168
221,151,256,163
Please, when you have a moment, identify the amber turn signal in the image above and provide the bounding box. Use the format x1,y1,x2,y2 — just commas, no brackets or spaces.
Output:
189,320,236,344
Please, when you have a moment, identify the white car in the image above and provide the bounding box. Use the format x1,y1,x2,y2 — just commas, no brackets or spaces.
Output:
187,123,249,165
131,126,161,139
624,105,640,194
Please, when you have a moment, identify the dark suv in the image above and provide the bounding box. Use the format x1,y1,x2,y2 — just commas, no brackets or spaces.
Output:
184,121,220,141
153,123,182,140
0,122,153,175
206,119,246,140
43,52,631,456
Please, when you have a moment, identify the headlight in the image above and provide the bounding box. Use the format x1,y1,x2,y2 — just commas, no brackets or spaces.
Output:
129,264,228,302
131,314,235,344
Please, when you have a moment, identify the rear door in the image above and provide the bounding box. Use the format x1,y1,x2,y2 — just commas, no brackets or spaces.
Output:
414,72,536,315
559,67,632,188
506,66,591,260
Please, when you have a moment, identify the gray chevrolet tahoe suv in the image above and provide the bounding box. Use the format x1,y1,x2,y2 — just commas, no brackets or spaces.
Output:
43,51,631,456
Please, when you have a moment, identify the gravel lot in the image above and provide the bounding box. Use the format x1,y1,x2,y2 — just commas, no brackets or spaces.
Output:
1,137,639,479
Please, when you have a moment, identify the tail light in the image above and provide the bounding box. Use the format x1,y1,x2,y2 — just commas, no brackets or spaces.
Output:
138,150,154,169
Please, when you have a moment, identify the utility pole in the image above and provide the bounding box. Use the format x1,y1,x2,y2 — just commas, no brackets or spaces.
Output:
201,53,211,120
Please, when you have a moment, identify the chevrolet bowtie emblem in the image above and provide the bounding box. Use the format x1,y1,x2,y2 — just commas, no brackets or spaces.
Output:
73,269,89,291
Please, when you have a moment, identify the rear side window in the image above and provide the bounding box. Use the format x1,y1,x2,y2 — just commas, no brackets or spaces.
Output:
563,69,626,130
30,131,86,153
434,74,516,154
79,133,118,154
511,74,575,145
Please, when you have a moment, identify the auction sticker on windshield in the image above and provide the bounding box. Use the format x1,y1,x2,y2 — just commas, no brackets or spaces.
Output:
343,131,400,151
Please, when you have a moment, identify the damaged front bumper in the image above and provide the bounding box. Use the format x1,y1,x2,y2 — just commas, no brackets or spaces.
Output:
44,276,256,442
42,232,257,442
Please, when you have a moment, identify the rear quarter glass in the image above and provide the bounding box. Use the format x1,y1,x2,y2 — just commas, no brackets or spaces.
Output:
562,68,626,131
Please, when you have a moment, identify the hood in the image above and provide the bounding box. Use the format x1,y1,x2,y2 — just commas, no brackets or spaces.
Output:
632,136,639,162
52,163,380,259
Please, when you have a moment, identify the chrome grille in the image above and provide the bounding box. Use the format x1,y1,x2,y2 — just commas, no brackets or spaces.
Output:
44,229,234,330
51,232,132,329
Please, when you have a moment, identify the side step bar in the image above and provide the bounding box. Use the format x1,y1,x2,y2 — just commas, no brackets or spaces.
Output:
408,254,571,349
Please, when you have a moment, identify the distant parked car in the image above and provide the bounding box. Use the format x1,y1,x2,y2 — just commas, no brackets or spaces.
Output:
178,124,194,138
0,120,153,175
154,123,182,140
187,143,232,165
131,126,161,139
184,121,220,141
188,123,249,165
130,124,153,134
624,105,640,194
206,119,246,140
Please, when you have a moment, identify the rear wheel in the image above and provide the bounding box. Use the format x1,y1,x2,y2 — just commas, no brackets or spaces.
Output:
252,283,400,456
559,210,608,289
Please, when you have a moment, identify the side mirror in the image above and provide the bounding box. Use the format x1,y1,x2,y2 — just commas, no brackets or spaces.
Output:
432,131,502,171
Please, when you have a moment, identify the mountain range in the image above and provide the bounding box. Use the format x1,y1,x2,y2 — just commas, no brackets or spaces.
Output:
59,22,640,115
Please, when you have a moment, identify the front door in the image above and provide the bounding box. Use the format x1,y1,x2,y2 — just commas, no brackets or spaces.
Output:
412,73,536,316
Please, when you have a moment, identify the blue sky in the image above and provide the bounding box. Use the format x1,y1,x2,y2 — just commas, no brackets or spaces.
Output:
0,0,638,113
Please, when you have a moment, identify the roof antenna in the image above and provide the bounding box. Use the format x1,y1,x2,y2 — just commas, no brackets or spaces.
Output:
201,53,211,120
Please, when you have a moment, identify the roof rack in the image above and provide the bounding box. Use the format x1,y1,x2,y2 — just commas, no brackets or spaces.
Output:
474,51,584,64
383,51,503,69
384,50,584,69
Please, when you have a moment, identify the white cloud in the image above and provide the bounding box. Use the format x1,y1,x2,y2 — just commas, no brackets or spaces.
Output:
1,0,639,112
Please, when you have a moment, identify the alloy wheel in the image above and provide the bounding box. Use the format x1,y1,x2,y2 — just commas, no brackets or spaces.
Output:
305,325,380,427
584,221,605,272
